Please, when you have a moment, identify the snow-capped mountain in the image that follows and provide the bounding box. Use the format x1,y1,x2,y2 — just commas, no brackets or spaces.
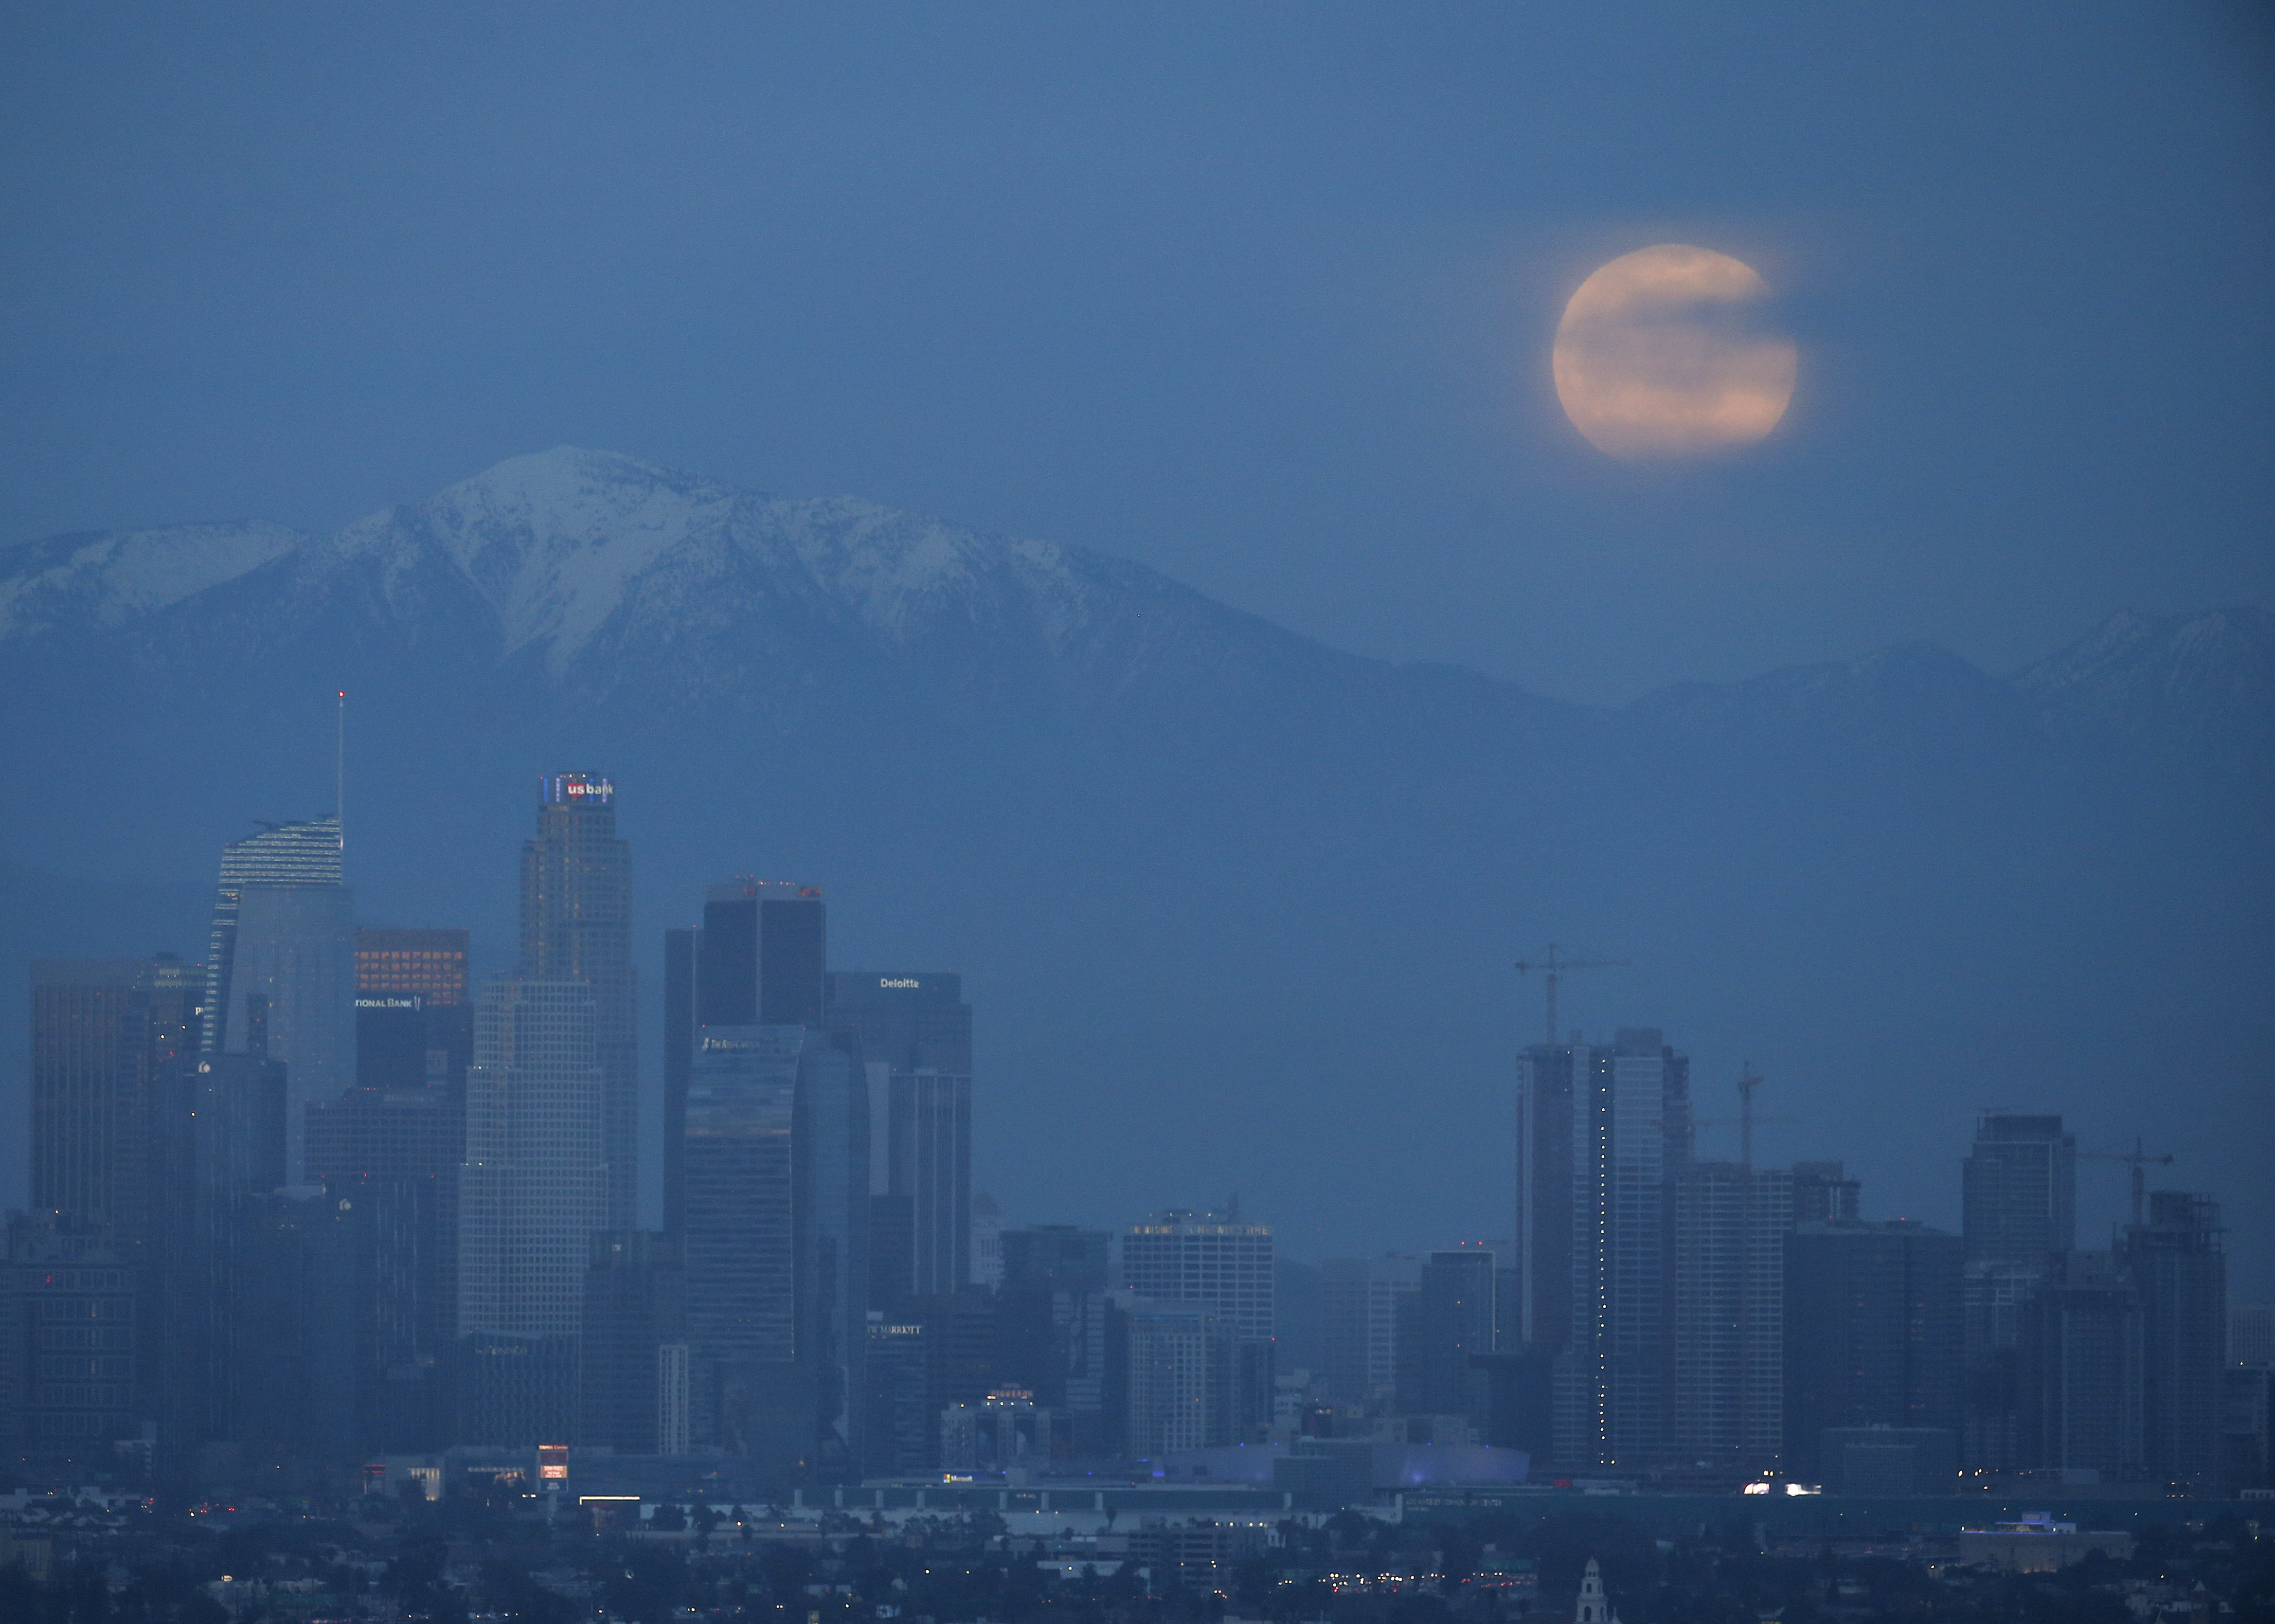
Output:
4,444,2260,753
0,447,1368,716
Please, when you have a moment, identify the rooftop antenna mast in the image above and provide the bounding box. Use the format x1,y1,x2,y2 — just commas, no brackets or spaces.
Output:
335,690,346,853
1513,944,1630,1048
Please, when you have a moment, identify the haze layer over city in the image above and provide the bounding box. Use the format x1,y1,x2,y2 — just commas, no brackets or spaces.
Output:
0,5,2270,1619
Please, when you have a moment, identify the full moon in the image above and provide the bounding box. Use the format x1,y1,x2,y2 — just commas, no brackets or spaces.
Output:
1552,244,1797,458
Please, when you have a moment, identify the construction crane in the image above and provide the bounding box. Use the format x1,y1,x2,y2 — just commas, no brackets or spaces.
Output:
1513,944,1630,1048
1686,1067,1799,1168
2079,1136,2174,1230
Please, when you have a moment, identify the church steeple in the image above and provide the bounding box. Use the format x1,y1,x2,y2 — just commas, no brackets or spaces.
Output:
1574,1557,1621,1624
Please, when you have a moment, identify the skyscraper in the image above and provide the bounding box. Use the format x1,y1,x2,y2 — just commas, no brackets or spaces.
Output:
698,879,826,1027
1122,1297,1234,1455
679,1024,802,1455
1400,1249,1499,1425
828,970,973,1299
0,1213,144,1453
662,926,696,1240
1784,1219,1963,1484
201,815,344,1051
580,1231,685,1455
30,956,201,1247
520,774,636,1231
1672,1162,1793,1471
678,1021,871,1475
160,1049,287,1449
2125,1191,2226,1486
456,978,606,1443
1320,1255,1422,1408
355,925,472,1096
1122,1205,1275,1342
1519,1028,1691,1469
2017,1250,2142,1478
202,815,355,1179
355,927,469,1006
1962,1114,2077,1270
665,880,828,1244
1961,1113,2077,1471
1002,1226,1113,1295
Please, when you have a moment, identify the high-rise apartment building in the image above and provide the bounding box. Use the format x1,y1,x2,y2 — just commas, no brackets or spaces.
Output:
1961,1113,2078,1471
456,978,606,1445
1962,1114,2077,1270
2125,1191,2226,1487
1122,1204,1273,1440
1516,1028,1691,1469
202,815,354,1180
1122,1206,1274,1342
1512,1043,1579,1361
1672,1162,1793,1471
829,971,973,1299
1122,1296,1233,1455
1784,1219,1963,1484
520,774,636,1231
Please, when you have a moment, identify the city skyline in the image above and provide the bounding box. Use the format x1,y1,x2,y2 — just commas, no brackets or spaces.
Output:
0,9,2266,1610
5,771,2256,1514
17,768,2253,1287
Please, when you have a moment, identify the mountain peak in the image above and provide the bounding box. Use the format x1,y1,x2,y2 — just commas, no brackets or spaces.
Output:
2015,605,2273,754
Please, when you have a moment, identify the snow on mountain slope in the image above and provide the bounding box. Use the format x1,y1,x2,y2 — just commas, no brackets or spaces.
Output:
0,520,306,642
2013,606,2273,750
0,448,1355,708
3,449,2262,759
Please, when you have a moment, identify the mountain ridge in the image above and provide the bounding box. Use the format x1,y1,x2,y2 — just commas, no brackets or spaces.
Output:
0,445,2263,755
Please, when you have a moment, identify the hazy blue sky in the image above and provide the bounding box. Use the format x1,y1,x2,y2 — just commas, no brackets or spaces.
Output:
3,3,2268,703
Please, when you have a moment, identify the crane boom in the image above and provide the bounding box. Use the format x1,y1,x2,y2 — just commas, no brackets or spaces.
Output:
1513,944,1631,1048
2079,1136,2174,1229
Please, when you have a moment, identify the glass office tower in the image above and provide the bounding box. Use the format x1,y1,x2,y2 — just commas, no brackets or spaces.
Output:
202,815,354,1179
